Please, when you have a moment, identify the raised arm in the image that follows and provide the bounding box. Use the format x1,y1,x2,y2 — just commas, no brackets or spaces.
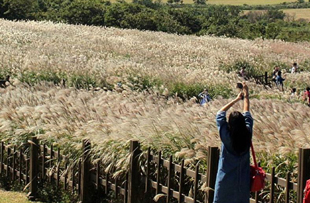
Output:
219,92,243,112
243,82,250,112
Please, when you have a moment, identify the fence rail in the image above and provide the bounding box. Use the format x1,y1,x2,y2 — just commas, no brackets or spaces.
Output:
0,137,309,203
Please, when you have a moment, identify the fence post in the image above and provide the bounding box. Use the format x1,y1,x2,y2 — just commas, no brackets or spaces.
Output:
205,146,219,203
28,136,39,201
0,142,3,175
128,140,142,203
297,148,310,203
80,139,91,203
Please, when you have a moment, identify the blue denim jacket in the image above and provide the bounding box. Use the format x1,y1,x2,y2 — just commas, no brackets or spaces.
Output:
213,111,253,203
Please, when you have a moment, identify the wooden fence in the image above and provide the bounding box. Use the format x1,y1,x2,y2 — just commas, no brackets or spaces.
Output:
253,72,273,87
0,137,310,203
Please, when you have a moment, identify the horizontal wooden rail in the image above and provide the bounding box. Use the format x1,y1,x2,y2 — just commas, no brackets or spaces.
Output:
150,180,202,203
90,172,126,196
151,154,207,181
266,173,298,191
3,164,28,182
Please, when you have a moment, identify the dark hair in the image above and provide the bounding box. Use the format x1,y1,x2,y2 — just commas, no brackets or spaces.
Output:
228,111,251,155
307,87,310,91
293,62,297,66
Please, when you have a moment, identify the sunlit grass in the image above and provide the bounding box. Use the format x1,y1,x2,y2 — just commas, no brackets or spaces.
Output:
282,8,310,21
206,0,295,5
0,190,41,203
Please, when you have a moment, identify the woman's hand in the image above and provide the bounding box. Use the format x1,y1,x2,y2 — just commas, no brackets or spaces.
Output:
236,92,244,101
242,82,250,112
242,82,249,97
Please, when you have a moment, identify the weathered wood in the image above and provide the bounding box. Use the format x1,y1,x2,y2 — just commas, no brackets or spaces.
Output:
6,146,11,178
28,137,39,201
150,154,207,181
205,147,219,203
64,161,68,190
49,144,53,183
12,146,16,181
270,167,275,203
128,140,142,203
42,144,46,183
72,163,75,193
156,151,162,195
105,172,109,195
193,164,199,203
57,148,60,187
265,173,297,191
150,180,196,203
178,160,184,203
0,142,3,174
78,159,81,195
166,155,173,203
297,148,310,203
96,162,100,190
115,177,119,198
145,147,151,194
254,192,259,203
285,172,290,203
80,139,91,203
19,148,22,184
124,173,128,203
26,157,29,184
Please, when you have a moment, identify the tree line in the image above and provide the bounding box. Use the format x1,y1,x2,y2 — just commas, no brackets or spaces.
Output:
1,0,310,42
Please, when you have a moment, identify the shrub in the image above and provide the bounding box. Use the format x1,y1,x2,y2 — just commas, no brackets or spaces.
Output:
59,0,106,26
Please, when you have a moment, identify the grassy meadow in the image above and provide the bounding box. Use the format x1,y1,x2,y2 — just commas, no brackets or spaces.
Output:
0,190,41,203
206,0,295,5
1,19,310,174
283,8,310,21
108,0,296,5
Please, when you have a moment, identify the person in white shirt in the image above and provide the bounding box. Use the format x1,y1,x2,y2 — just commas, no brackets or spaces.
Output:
291,62,298,73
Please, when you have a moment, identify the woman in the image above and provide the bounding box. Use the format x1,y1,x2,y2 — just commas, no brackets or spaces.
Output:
213,82,253,203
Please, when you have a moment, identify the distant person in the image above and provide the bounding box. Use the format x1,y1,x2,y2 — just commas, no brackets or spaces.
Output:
198,89,211,105
303,87,310,107
276,71,285,91
214,82,253,203
290,88,297,100
239,67,247,80
291,62,298,74
272,66,279,85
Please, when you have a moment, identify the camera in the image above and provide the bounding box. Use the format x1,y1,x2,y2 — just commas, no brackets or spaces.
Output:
236,82,243,89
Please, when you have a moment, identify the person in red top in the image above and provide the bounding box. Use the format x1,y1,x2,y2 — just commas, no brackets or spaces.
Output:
304,87,310,106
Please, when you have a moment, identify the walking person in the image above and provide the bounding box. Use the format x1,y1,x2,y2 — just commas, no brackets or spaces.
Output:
276,71,285,91
214,82,253,203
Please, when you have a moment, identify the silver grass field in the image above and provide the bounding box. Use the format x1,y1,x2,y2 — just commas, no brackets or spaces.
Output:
0,19,310,175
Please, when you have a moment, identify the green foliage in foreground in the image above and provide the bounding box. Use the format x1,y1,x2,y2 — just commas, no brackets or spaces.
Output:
12,68,232,100
0,1,310,42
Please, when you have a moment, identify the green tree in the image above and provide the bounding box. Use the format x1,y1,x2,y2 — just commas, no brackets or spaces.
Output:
265,22,282,39
193,0,206,4
60,0,105,25
168,9,202,33
1,0,38,19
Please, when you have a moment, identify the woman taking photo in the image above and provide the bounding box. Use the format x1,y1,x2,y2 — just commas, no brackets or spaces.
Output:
213,82,253,203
